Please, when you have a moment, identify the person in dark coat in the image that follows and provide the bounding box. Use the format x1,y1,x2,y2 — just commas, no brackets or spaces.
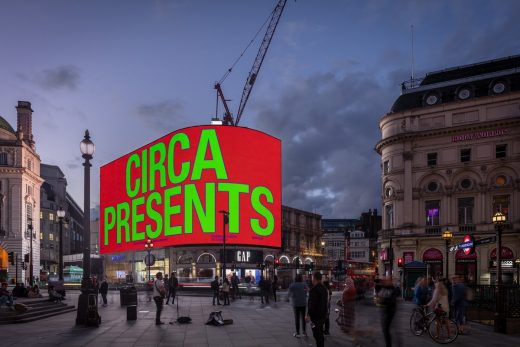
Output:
272,275,279,302
378,277,400,347
166,272,178,305
99,278,109,307
258,276,270,304
306,272,328,347
211,276,221,305
288,274,309,337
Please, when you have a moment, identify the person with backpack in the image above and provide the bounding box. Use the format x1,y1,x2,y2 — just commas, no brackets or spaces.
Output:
211,276,221,306
153,272,166,325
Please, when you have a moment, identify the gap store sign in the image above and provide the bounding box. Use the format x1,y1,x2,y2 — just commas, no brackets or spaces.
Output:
100,126,281,253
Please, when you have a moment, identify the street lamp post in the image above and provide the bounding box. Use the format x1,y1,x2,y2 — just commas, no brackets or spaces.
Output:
219,210,229,280
493,211,506,333
27,218,35,286
57,206,66,281
442,229,453,280
515,258,520,285
145,238,154,282
76,130,95,325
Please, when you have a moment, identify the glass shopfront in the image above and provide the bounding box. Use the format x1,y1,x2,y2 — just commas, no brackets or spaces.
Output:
455,249,477,284
423,248,443,280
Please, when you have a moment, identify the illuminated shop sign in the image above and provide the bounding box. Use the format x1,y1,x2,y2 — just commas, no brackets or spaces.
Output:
100,126,281,253
451,129,508,142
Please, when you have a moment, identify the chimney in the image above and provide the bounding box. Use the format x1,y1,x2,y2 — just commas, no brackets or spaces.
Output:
16,101,34,147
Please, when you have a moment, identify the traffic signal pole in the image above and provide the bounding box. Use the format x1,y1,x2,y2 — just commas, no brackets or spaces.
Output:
15,254,18,284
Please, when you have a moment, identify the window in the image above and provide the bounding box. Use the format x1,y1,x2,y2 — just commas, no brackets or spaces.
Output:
458,197,474,225
496,144,507,159
460,178,472,189
383,160,389,175
495,175,507,187
49,213,54,221
0,153,7,165
493,195,510,220
427,181,439,192
460,149,471,162
385,204,394,229
425,200,440,226
49,233,54,241
27,159,32,171
427,153,437,166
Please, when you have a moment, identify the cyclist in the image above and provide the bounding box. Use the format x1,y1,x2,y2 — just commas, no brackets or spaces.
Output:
427,280,451,338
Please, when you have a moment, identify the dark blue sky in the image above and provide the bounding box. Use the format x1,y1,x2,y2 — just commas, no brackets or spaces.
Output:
0,0,519,217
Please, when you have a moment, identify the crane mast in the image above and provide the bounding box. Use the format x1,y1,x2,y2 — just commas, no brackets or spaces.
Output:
215,0,287,126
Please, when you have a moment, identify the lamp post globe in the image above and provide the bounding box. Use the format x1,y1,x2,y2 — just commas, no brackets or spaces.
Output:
442,229,453,280
145,238,154,282
57,206,66,282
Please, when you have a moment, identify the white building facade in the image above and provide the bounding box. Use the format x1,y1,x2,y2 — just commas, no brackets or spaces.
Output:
0,101,43,284
376,56,520,285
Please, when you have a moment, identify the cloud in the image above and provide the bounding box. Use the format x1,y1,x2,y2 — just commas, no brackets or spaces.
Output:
251,71,394,218
39,65,81,90
137,100,186,131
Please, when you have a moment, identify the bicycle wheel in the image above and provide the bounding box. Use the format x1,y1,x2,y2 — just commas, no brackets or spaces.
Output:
409,309,425,336
428,317,459,344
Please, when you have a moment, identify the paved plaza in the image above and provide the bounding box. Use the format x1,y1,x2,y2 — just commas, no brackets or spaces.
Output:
1,290,519,347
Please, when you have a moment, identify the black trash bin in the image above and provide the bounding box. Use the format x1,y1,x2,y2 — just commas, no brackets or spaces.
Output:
120,286,137,306
127,305,137,320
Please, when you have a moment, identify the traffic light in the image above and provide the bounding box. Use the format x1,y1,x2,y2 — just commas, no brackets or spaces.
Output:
8,252,15,265
274,258,280,268
397,257,404,267
24,253,30,263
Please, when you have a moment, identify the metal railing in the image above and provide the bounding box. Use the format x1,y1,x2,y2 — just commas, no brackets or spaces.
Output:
467,284,520,319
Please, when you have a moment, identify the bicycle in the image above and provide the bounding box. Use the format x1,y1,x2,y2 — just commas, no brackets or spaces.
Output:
410,305,459,344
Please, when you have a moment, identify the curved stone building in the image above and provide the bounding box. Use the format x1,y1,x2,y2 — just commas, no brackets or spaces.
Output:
376,56,520,286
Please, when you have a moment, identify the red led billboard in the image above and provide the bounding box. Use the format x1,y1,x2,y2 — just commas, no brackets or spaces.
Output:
100,125,281,253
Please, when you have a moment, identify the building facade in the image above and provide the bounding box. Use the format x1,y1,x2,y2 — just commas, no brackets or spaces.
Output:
102,205,322,288
0,101,44,284
321,219,358,267
376,56,520,285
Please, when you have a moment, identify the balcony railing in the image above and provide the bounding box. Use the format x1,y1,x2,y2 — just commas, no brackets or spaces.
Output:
459,225,476,233
425,226,442,235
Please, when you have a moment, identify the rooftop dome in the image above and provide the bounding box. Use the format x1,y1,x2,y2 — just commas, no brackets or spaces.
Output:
0,115,15,134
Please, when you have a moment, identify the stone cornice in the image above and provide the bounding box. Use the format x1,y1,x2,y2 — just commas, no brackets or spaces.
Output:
375,117,520,154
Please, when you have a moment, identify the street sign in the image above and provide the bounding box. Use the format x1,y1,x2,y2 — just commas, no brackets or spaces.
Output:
474,236,496,246
144,254,156,266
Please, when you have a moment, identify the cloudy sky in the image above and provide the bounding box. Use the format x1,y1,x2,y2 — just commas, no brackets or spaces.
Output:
0,0,519,218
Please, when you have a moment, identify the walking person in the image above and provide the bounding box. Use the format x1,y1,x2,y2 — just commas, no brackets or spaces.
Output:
337,275,357,334
211,276,221,305
272,275,278,302
306,272,328,347
231,273,240,300
413,277,428,307
166,272,178,305
287,274,309,338
153,272,166,325
99,277,109,307
222,278,231,305
377,277,399,347
451,275,468,334
92,276,100,304
323,279,332,335
259,275,270,304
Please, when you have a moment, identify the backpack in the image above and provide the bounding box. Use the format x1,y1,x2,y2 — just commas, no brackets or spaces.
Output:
205,311,233,326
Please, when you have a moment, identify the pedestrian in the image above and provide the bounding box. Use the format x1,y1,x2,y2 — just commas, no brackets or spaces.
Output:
211,276,221,305
337,275,356,334
377,277,399,347
153,272,166,325
413,277,428,307
259,275,270,304
231,272,240,300
287,274,309,338
92,276,100,304
306,272,328,347
451,275,468,334
323,279,332,335
99,277,109,307
222,278,231,305
272,275,278,302
166,272,178,305
0,282,15,310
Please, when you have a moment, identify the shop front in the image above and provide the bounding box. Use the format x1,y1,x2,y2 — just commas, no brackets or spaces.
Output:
489,246,516,284
423,248,443,280
455,249,477,284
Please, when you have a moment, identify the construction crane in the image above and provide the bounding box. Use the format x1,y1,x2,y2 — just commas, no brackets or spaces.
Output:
215,0,287,126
